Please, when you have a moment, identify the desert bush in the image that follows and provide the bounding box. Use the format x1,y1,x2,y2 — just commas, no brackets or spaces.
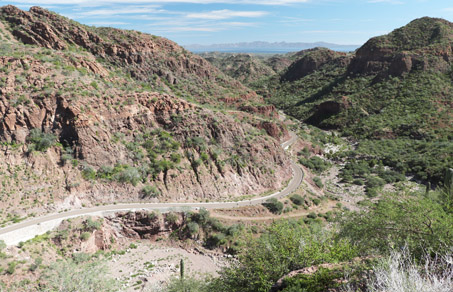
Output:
186,222,200,237
205,233,226,248
343,250,453,292
80,232,91,241
141,185,160,198
213,220,356,292
290,194,304,206
166,212,179,225
299,156,331,174
85,217,102,231
338,194,453,258
27,128,56,152
313,177,323,188
41,259,118,292
262,198,284,214
113,166,141,186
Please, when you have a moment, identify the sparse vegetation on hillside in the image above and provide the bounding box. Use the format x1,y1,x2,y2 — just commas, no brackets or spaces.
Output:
265,19,453,183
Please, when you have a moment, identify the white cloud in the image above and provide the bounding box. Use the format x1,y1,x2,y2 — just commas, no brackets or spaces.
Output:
77,6,161,17
9,0,310,5
85,21,130,25
368,0,404,4
186,9,268,20
147,21,255,32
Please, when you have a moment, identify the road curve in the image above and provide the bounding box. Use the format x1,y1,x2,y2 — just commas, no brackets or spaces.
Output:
0,131,303,245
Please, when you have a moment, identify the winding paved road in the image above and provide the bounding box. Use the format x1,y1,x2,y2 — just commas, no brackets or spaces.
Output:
0,131,303,245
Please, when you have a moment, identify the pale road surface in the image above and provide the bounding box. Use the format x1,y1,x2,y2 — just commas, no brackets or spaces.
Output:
0,131,303,246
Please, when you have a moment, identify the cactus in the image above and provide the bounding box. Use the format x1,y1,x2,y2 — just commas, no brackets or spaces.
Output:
445,168,453,196
425,181,431,196
443,168,453,210
180,258,184,280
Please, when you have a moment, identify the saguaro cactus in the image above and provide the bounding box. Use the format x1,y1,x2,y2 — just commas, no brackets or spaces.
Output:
180,258,184,280
443,168,453,210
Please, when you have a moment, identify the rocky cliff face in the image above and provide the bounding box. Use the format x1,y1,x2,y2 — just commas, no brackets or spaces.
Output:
281,48,348,82
0,5,259,106
348,17,453,77
203,53,277,86
0,5,291,223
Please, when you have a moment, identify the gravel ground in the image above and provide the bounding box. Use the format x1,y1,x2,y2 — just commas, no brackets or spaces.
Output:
107,241,228,291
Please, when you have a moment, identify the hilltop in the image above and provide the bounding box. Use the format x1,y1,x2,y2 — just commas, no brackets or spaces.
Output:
263,17,453,182
0,5,291,223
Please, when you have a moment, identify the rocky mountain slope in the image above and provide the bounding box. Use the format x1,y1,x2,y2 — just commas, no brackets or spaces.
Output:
0,5,264,108
201,53,281,86
266,18,452,182
0,5,291,224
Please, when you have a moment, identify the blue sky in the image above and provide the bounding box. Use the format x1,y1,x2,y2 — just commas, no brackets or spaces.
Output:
4,0,453,46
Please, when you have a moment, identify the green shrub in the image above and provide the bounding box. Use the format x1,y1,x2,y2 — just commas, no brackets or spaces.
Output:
42,259,118,291
290,194,304,206
6,261,17,275
307,212,317,219
85,217,102,231
313,177,323,188
29,257,43,272
312,198,321,206
27,128,56,152
186,222,200,237
280,268,344,292
262,198,284,214
80,232,91,241
113,167,141,186
82,165,97,180
166,212,178,225
339,193,453,259
212,220,357,292
299,156,331,173
205,233,226,248
141,185,160,198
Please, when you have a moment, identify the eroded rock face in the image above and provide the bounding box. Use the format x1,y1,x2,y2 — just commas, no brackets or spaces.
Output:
347,17,453,77
0,5,292,221
281,48,347,82
239,104,279,118
305,98,351,128
0,5,257,106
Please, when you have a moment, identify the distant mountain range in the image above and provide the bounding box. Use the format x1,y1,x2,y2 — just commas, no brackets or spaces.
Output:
184,41,360,53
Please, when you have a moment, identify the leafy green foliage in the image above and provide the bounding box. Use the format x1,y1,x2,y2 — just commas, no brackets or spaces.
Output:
141,185,160,198
313,177,323,189
338,194,453,259
166,275,211,292
212,220,357,292
27,128,56,152
279,268,343,292
299,156,331,174
289,194,304,206
268,36,453,184
85,217,102,231
262,198,284,214
40,259,119,292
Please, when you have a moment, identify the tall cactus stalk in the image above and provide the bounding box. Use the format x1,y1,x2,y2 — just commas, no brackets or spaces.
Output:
444,168,453,210
180,258,184,280
425,181,431,196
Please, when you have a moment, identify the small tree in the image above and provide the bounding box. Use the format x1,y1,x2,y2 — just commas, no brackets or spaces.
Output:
262,198,284,214
27,128,56,152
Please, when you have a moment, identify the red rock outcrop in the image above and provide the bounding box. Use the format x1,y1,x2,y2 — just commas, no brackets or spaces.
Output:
281,48,348,82
0,5,258,106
